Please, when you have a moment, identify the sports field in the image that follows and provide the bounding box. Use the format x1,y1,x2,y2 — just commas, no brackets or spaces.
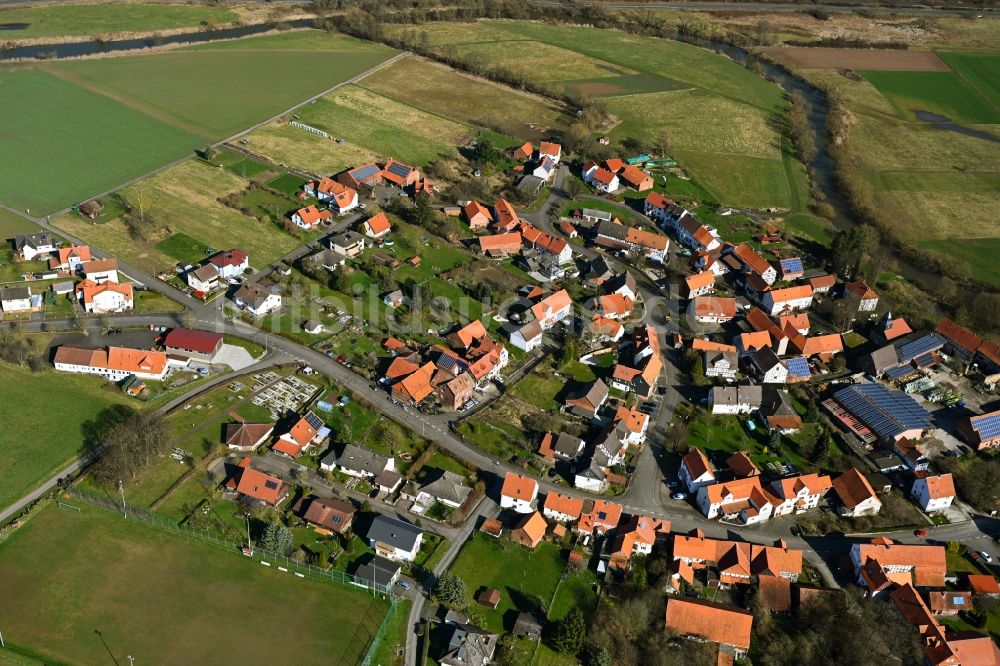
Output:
53,159,303,275
246,83,474,173
0,30,396,215
0,362,134,513
0,3,237,41
0,502,389,665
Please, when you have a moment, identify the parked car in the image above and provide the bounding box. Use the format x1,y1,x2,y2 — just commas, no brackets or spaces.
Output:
336,356,347,364
395,581,411,590
914,528,928,537
671,492,687,501
979,550,993,563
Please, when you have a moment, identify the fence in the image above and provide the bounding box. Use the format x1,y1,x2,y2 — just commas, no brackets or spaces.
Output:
67,487,399,666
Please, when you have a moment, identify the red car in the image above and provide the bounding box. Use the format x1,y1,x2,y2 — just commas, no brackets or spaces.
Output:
336,356,347,364
914,529,928,538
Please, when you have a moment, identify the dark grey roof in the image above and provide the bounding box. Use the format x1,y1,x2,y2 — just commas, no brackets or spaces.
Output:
13,232,53,250
330,230,364,248
602,271,636,295
752,347,783,373
441,624,499,666
421,471,472,505
352,555,399,587
867,344,901,374
553,433,585,459
0,286,31,301
368,515,423,551
594,220,627,240
337,444,390,476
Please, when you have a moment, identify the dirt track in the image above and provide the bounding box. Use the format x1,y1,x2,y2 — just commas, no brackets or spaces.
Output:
760,46,951,71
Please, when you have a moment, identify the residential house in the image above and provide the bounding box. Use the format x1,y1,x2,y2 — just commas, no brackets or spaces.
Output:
329,230,366,258
478,232,522,258
758,388,803,434
729,243,777,285
542,492,584,523
679,448,716,493
538,141,561,164
510,142,533,162
928,591,974,616
752,347,789,384
186,264,220,293
509,320,543,352
564,379,609,419
337,162,383,190
807,273,837,294
363,212,392,239
391,361,435,405
618,165,653,191
163,328,223,362
911,474,956,513
538,432,585,462
303,248,346,273
588,293,634,320
592,220,669,262
532,156,556,181
367,515,423,562
228,456,288,507
768,473,832,516
383,289,405,308
685,271,716,298
512,613,544,641
296,496,355,535
438,372,475,411
53,345,170,381
463,201,492,231
322,443,393,480
696,476,775,524
664,598,753,659
689,296,737,324
576,499,623,537
736,331,772,357
582,162,619,193
413,471,472,509
779,313,810,336
305,177,359,214
762,285,813,317
832,467,882,517
529,289,572,330
381,159,420,188
847,281,879,312
968,575,1000,596
705,349,739,380
440,624,499,666
12,232,57,260
353,555,401,590
0,286,32,313
81,258,119,284
727,451,760,479
608,515,670,569
233,283,281,317
511,511,548,549
709,385,763,415
272,412,326,458
292,204,332,230
49,245,92,273
521,223,572,264
958,409,1000,450
492,199,520,232
207,249,249,280
850,538,947,592
500,472,538,513
224,422,274,452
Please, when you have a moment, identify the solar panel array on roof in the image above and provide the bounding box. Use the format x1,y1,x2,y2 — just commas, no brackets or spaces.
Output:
914,353,936,368
264,480,279,490
896,333,945,363
351,163,381,181
884,364,915,380
834,383,931,441
779,257,803,274
305,412,324,430
386,162,412,178
973,413,1000,440
784,357,810,378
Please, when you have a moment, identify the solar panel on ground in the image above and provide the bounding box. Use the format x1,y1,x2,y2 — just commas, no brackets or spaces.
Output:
785,357,810,377
780,257,803,274
386,162,411,178
351,163,380,181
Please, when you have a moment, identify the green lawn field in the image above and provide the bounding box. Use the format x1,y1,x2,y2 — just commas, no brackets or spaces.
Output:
0,502,389,665
0,30,396,215
0,362,135,512
0,68,201,214
0,3,237,40
449,532,566,634
862,69,999,124
0,209,40,238
938,52,1000,111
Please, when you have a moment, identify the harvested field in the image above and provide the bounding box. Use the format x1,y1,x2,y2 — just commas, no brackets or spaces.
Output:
245,124,376,176
761,47,950,71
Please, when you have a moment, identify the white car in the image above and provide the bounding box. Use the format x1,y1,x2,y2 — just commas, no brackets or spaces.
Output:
979,550,993,563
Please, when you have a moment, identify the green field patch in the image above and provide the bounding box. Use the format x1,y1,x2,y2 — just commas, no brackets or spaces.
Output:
0,362,135,511
939,52,1000,111
47,30,397,138
0,3,236,40
225,156,274,179
155,231,214,265
918,237,1000,289
0,210,40,238
862,69,999,124
0,502,389,665
561,72,688,97
268,172,308,196
873,170,1000,193
451,39,637,82
359,56,571,143
673,150,791,209
0,68,200,214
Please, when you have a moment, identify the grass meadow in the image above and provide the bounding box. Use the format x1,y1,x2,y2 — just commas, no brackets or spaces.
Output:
0,210,41,238
939,52,1000,109
0,502,390,665
0,362,134,512
862,69,999,124
0,3,237,40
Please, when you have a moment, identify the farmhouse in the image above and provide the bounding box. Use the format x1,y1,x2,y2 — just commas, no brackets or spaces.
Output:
383,159,420,187
850,538,946,592
338,161,384,190
582,162,619,193
679,447,716,493
762,285,813,316
478,232,522,258
710,385,763,414
729,244,776,285
847,281,879,312
618,165,653,191
705,349,738,379
53,345,171,381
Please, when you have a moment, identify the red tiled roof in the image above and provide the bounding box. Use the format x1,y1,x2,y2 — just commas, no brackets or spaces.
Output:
832,467,878,509
922,473,956,500
163,328,223,354
935,318,982,354
501,472,538,500
664,598,752,651
544,492,584,518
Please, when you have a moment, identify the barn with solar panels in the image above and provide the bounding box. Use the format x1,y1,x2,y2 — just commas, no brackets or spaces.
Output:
337,161,383,190
381,159,420,187
833,384,932,444
958,408,1000,450
778,257,804,280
